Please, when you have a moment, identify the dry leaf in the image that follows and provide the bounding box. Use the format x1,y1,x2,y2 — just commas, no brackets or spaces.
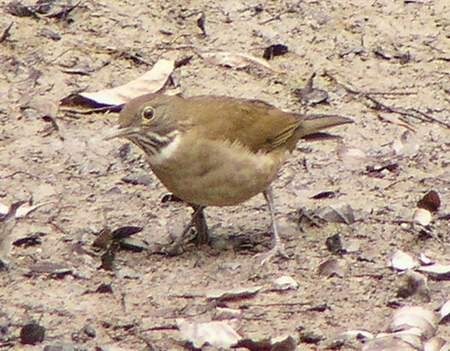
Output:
0,203,9,216
177,319,241,349
389,306,438,339
272,275,299,291
237,335,296,351
15,202,52,218
419,253,434,265
424,336,449,351
317,258,346,277
413,208,432,226
336,145,368,168
201,52,273,71
390,250,418,271
206,286,262,301
317,204,355,224
417,263,450,279
78,58,175,106
362,335,417,351
214,307,242,320
438,300,450,322
392,130,419,156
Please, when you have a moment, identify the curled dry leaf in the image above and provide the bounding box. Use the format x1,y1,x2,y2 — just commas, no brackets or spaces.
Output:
417,263,450,279
424,336,450,351
413,208,432,226
438,300,450,322
419,253,434,265
317,258,346,277
392,130,419,156
15,202,52,218
0,203,9,216
272,275,299,291
317,204,355,224
390,250,418,271
206,286,262,301
294,73,329,106
389,306,439,339
78,58,175,106
214,307,242,320
0,201,51,219
201,52,274,71
237,335,296,351
362,335,417,351
177,319,241,349
337,145,368,168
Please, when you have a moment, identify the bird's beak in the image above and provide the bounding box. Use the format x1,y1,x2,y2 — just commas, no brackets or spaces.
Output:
103,126,139,141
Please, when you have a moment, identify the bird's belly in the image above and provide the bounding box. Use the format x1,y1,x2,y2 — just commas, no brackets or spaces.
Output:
149,140,286,206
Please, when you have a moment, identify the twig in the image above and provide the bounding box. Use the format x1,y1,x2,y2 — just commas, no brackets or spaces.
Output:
142,324,177,332
324,72,450,129
259,1,302,24
0,22,13,43
240,301,311,308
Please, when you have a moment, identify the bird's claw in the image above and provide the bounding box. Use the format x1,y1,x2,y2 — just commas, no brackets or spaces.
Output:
257,243,289,265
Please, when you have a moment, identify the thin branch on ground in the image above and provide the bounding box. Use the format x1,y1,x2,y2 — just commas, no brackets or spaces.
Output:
324,71,450,129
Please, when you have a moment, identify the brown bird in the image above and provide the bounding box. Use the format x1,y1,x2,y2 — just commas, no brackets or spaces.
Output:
107,94,352,263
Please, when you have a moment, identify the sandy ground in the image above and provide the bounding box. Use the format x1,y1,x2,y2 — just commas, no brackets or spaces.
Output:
0,0,449,350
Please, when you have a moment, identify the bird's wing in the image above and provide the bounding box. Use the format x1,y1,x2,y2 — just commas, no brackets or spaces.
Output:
179,96,302,153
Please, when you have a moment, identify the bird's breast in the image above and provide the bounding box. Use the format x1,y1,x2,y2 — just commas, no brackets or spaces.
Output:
147,134,288,206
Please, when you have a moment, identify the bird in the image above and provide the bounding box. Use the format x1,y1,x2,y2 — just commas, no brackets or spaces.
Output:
106,93,353,263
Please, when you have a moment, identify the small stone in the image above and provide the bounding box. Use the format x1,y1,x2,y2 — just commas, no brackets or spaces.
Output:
121,172,152,186
20,322,45,345
82,325,96,338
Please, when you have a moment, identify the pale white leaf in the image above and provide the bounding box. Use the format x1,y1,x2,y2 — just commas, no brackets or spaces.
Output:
424,336,448,351
390,250,418,271
392,130,419,156
272,275,299,291
390,306,438,339
15,202,52,218
362,335,417,351
419,253,434,265
201,52,273,70
413,208,432,226
0,203,9,216
177,319,241,348
438,300,450,322
417,263,450,278
206,286,262,301
79,58,175,106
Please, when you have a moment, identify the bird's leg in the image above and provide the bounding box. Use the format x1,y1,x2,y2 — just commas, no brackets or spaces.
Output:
165,205,207,255
191,205,209,244
260,187,289,264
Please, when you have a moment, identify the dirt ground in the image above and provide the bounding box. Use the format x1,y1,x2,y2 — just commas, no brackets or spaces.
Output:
1,0,449,350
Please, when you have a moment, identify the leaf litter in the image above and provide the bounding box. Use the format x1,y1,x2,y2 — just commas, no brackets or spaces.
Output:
62,58,175,107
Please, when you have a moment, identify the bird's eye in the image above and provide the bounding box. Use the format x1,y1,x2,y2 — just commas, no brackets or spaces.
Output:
141,106,155,122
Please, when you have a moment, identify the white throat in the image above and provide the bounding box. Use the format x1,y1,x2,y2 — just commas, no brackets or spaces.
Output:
147,133,181,165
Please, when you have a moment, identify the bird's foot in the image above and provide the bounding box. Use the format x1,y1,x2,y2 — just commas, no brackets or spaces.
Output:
162,241,184,256
257,242,289,265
